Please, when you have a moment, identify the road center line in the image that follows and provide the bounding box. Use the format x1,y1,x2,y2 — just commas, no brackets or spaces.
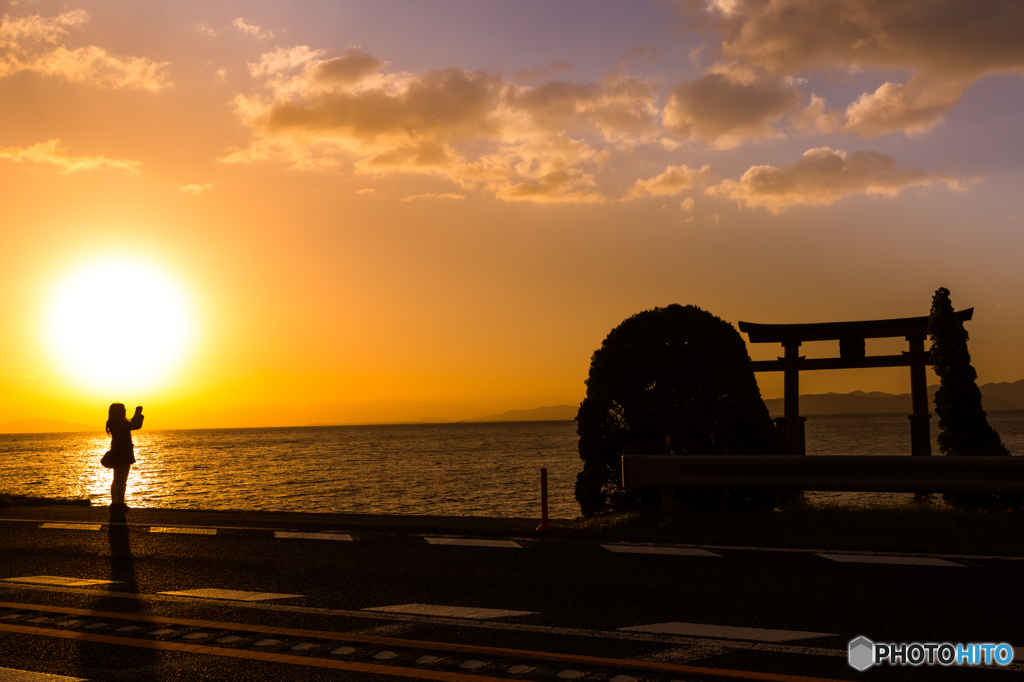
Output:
149,526,217,535
38,523,101,531
0,607,852,682
602,545,719,557
817,554,963,567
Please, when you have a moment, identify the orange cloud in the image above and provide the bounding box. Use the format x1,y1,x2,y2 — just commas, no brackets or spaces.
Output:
400,193,465,202
222,45,663,203
231,18,272,40
624,163,713,199
0,11,171,90
704,147,961,213
180,183,214,194
661,66,802,148
0,139,141,173
702,0,1024,137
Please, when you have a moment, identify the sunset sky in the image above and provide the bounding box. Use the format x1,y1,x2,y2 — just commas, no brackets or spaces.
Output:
2,0,1023,429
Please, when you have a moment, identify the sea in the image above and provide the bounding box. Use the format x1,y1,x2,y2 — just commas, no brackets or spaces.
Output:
2,412,1024,518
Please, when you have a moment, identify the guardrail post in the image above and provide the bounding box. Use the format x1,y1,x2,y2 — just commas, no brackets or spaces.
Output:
661,434,673,516
536,467,552,531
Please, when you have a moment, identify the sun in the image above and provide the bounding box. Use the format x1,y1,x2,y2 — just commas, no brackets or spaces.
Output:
45,256,196,394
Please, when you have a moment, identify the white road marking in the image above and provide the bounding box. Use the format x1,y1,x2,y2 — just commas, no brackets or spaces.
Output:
216,635,241,643
274,532,353,541
373,651,397,660
602,544,719,557
39,523,100,531
0,614,23,619
460,661,486,669
818,553,963,567
291,642,315,651
84,623,106,629
507,665,533,674
149,526,216,535
253,638,279,646
115,625,139,632
159,588,303,601
2,576,121,588
424,537,521,548
609,676,636,682
557,670,584,679
363,604,536,620
148,628,174,635
416,656,439,664
331,646,356,655
25,618,49,623
0,667,86,682
618,622,833,642
182,632,210,640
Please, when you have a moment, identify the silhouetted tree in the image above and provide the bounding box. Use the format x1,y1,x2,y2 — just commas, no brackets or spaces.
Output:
928,287,1016,509
574,304,783,515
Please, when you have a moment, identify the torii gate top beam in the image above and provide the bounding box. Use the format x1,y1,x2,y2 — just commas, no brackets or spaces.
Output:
738,308,973,344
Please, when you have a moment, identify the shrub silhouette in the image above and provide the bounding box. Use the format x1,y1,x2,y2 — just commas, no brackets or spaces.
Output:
928,287,1018,509
574,304,782,515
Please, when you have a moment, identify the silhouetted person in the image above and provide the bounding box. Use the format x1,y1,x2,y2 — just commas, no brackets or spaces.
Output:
105,402,143,510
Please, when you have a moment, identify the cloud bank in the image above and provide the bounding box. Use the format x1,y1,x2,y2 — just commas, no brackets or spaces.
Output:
0,139,141,173
0,11,171,90
705,147,960,213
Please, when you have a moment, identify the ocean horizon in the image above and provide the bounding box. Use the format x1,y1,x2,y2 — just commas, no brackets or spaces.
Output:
2,412,1023,517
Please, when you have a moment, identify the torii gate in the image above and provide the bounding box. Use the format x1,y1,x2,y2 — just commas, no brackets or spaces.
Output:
738,309,973,457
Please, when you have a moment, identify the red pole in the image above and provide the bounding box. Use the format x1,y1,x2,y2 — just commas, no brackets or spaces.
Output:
536,467,552,531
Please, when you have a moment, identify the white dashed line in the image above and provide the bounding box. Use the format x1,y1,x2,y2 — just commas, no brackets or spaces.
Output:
0,667,87,681
2,576,121,588
363,604,536,620
158,588,303,601
460,660,486,670
602,544,719,557
618,622,833,642
38,523,101,531
818,554,963,567
424,537,521,548
149,526,217,535
274,532,353,541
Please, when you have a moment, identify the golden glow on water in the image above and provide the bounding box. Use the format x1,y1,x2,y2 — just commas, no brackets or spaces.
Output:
44,256,196,395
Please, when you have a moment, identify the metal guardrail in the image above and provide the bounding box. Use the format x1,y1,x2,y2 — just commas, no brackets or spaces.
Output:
621,455,1024,493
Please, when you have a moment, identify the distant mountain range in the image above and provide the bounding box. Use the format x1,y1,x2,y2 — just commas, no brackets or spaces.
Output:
4,379,1023,433
462,405,578,422
763,379,1024,416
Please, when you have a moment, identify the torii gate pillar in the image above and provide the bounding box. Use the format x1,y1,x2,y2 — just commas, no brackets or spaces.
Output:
739,308,974,459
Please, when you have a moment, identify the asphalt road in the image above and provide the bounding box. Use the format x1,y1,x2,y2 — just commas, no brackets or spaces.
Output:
0,507,1021,681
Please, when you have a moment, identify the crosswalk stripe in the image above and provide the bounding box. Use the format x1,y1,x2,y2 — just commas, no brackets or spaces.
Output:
149,526,216,535
274,532,352,541
158,588,303,601
618,622,833,642
362,604,536,620
424,537,521,548
602,544,719,557
818,554,963,567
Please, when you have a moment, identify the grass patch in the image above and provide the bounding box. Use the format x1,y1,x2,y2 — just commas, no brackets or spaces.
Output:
0,493,92,508
565,499,1024,555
